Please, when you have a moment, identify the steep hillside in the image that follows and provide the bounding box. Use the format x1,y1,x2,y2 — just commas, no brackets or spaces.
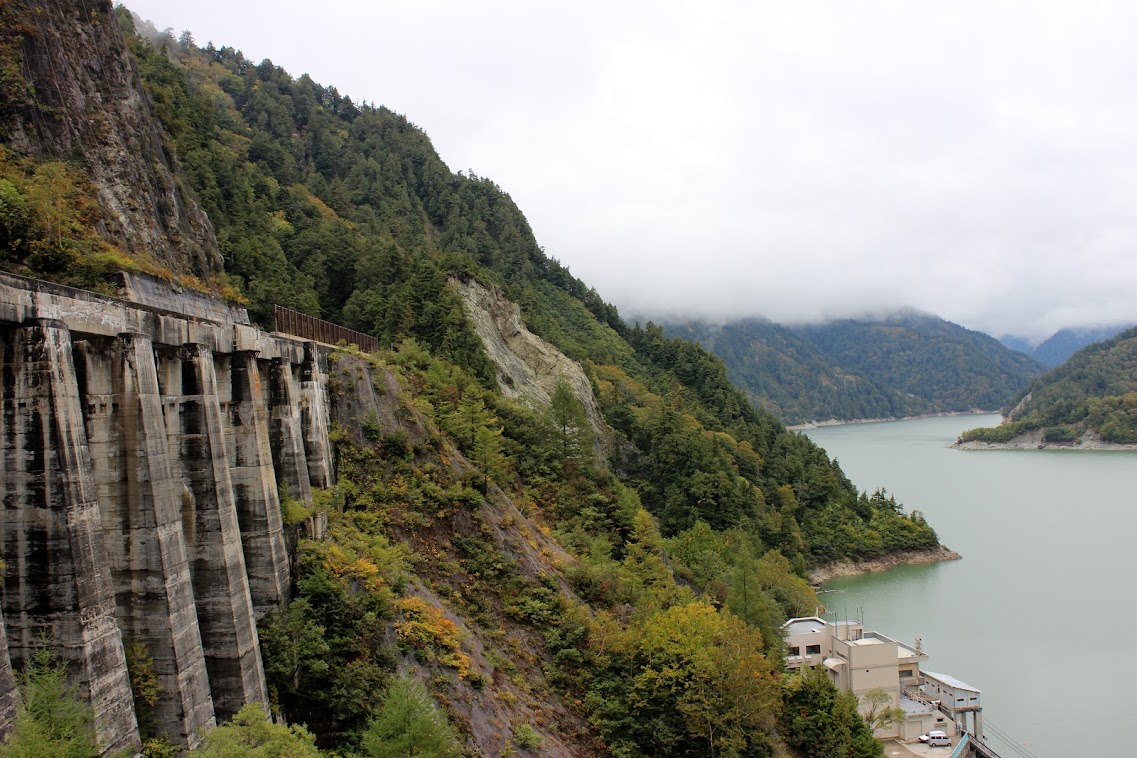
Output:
959,326,1137,447
0,4,946,756
999,323,1135,368
666,312,1043,424
0,0,220,284
665,318,925,424
793,311,1043,414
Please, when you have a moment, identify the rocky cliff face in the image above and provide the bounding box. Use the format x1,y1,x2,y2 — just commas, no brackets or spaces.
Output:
1,0,220,278
456,278,607,442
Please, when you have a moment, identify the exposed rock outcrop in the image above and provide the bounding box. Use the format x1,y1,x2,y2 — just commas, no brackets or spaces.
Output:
954,429,1137,450
456,278,607,441
1,0,221,278
808,545,962,585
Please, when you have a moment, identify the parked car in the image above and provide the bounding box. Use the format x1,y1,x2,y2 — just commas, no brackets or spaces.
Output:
918,730,952,747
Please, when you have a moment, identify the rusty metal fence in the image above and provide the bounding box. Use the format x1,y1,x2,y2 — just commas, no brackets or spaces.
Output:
273,304,380,353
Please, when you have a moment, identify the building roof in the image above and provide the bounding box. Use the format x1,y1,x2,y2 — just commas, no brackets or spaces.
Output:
899,694,936,715
850,636,885,646
896,641,925,659
924,671,981,693
784,617,828,636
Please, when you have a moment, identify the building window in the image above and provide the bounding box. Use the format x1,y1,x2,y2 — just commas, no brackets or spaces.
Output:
789,646,801,656
806,645,821,655
899,668,913,678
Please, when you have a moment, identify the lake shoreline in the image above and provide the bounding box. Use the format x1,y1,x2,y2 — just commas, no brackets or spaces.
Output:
954,429,1137,451
808,544,962,585
788,410,995,431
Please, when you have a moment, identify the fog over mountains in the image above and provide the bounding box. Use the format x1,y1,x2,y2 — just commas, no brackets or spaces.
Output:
127,0,1137,340
664,310,1044,425
999,323,1136,368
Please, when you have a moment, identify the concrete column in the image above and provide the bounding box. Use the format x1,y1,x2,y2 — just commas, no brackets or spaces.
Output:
974,710,983,741
0,320,140,755
0,605,18,740
162,343,267,721
76,333,216,747
267,358,312,505
299,344,334,489
227,351,290,615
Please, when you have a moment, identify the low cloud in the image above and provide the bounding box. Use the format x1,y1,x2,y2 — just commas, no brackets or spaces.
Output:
129,0,1137,340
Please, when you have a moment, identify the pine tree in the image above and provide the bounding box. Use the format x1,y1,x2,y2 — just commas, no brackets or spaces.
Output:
360,677,461,758
1,647,97,758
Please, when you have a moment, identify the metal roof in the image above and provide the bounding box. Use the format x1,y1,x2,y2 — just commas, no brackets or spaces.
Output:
923,671,981,693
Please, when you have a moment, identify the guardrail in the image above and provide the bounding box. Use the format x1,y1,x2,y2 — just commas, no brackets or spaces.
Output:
272,305,379,353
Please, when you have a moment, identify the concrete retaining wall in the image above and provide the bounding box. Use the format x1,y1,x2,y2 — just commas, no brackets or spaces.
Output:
0,273,335,753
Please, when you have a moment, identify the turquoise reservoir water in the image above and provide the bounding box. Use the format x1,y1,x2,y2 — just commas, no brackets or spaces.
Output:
806,415,1137,758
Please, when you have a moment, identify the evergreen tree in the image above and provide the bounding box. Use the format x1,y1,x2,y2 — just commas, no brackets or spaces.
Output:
1,647,97,758
191,704,319,758
360,677,461,758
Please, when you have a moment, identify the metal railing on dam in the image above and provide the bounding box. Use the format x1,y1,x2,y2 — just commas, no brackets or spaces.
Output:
273,304,379,353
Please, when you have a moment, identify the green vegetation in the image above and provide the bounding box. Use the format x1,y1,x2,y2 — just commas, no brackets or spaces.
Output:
1,647,98,758
0,148,166,295
669,312,1044,424
359,677,461,758
251,344,928,754
192,704,319,758
1002,323,1133,368
781,667,881,758
666,319,923,424
793,311,1042,412
0,9,954,754
961,326,1137,444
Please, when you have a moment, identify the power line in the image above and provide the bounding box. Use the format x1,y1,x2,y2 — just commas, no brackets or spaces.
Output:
980,717,1040,758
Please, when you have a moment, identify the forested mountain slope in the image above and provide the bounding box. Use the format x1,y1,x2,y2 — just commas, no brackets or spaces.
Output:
960,326,1137,446
0,3,941,755
666,312,1043,424
999,323,1134,368
665,319,924,424
793,311,1043,415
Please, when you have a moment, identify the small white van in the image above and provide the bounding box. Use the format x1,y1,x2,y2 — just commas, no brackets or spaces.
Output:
918,730,952,747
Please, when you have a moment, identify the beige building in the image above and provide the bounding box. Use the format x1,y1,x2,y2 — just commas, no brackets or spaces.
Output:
922,671,984,740
783,617,957,742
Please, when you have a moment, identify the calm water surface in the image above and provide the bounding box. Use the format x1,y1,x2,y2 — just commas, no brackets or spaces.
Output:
806,415,1137,758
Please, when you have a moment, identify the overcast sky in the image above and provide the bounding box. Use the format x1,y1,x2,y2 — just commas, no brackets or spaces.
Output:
126,0,1137,341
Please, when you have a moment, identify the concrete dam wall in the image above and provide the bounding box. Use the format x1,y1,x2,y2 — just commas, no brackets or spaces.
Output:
0,273,336,754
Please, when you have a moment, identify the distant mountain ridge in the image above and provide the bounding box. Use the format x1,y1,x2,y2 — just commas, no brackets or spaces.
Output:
999,323,1135,368
665,310,1044,425
960,325,1137,447
665,318,924,424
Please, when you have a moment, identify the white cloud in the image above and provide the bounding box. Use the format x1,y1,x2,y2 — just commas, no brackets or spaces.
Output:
126,0,1137,339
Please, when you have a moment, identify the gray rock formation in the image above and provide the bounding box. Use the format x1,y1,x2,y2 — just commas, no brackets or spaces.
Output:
456,278,607,442
2,0,221,278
